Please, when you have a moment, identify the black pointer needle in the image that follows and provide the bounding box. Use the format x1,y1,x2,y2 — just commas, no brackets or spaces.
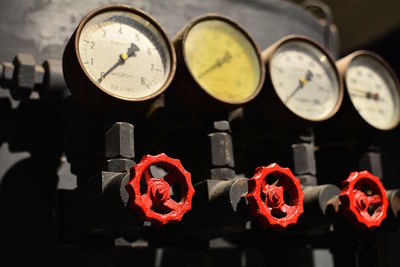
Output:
98,42,140,83
349,88,384,102
285,70,314,103
197,51,232,79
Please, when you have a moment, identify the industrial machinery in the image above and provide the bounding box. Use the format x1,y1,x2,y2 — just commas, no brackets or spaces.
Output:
0,1,399,267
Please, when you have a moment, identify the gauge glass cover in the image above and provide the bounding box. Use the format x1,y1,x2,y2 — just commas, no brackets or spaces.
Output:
183,19,261,103
270,39,340,121
345,54,400,130
78,10,171,100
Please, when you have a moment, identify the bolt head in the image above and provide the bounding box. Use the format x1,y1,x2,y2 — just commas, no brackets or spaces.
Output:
34,65,45,84
212,120,231,133
2,62,14,81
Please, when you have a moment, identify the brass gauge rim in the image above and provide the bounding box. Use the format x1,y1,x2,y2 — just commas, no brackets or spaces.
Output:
264,35,344,122
337,50,400,131
179,14,266,105
74,4,177,102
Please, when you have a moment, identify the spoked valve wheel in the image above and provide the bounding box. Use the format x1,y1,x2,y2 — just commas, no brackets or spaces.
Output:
246,163,304,230
125,153,195,227
339,171,388,229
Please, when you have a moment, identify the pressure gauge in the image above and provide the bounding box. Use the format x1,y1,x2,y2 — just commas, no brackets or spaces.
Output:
171,14,265,110
252,36,343,122
63,4,176,112
263,36,343,122
337,51,400,130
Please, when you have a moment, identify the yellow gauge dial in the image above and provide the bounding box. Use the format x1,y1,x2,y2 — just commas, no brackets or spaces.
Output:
183,18,262,103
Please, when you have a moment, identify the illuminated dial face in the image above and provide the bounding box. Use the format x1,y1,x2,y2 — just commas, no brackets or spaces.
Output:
270,39,340,121
183,18,262,103
78,9,172,100
346,54,400,130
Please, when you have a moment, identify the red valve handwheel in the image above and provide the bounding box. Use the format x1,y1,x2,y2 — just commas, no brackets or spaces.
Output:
246,163,304,230
125,153,195,227
339,171,388,229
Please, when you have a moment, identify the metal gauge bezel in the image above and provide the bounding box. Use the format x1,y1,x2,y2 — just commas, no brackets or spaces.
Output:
265,35,344,122
338,50,400,131
180,14,265,105
74,4,176,102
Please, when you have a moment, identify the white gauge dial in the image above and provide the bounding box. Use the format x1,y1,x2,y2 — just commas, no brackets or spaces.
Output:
345,54,400,130
270,39,340,121
78,10,172,100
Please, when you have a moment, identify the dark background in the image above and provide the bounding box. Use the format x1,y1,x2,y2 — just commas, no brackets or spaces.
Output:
0,0,399,266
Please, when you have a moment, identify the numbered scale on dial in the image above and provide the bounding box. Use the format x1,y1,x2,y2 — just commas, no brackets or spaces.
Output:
63,4,176,112
337,51,400,130
263,36,343,122
171,14,265,110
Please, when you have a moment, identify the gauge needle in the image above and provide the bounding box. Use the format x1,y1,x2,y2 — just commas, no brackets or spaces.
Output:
349,87,382,102
197,51,232,79
285,70,313,103
98,42,140,82
273,65,325,77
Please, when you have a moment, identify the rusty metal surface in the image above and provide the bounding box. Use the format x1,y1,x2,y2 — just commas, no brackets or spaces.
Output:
0,0,337,185
0,0,337,64
0,0,337,183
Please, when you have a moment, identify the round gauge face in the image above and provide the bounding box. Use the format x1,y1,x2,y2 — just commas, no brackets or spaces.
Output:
183,18,262,103
345,54,400,130
270,39,341,121
77,8,172,100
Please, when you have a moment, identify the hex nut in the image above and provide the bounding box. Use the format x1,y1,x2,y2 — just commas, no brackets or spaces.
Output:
107,158,135,172
13,53,36,89
208,132,234,168
10,53,36,100
292,143,316,175
105,122,135,159
210,168,236,180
